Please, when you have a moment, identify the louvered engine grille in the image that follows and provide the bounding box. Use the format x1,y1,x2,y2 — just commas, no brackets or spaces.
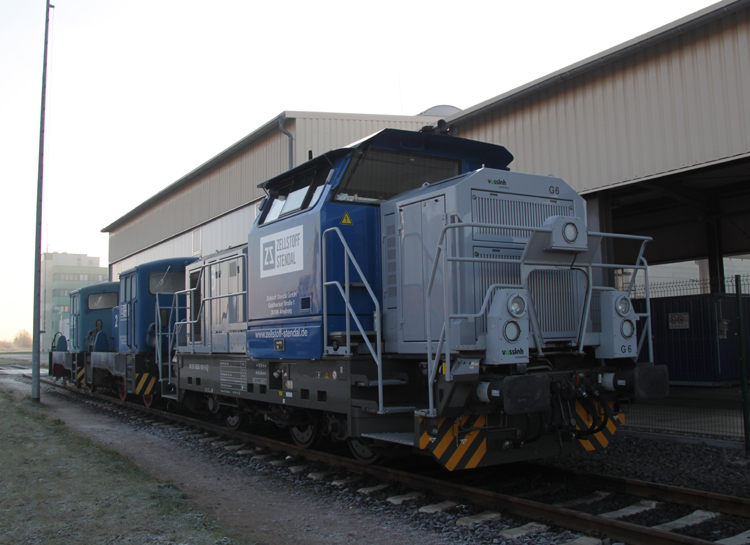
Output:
474,248,521,334
472,191,573,241
527,269,586,340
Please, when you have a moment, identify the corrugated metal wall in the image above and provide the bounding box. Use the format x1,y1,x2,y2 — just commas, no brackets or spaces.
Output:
108,114,438,267
457,7,750,194
293,113,437,164
109,204,257,279
108,129,289,263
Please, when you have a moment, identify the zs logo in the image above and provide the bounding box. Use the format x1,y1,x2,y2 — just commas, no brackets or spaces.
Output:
262,241,275,271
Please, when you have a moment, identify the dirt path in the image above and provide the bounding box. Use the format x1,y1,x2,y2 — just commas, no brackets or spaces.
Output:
1,376,447,545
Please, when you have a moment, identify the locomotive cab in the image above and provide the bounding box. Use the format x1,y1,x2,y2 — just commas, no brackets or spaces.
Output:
49,282,119,387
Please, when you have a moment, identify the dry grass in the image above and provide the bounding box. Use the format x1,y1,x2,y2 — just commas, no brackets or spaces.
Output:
0,392,252,545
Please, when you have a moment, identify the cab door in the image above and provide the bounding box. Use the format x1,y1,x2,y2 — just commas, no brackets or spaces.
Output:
119,274,136,351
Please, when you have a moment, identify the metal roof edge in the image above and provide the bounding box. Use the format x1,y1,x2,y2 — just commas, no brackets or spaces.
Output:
579,150,750,195
447,0,750,125
284,110,442,122
101,111,293,233
102,111,444,233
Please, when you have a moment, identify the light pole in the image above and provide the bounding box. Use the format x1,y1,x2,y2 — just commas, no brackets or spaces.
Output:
32,0,55,401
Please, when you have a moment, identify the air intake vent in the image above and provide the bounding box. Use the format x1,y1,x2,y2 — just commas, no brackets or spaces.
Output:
528,269,586,340
383,214,398,309
473,247,522,334
472,190,573,242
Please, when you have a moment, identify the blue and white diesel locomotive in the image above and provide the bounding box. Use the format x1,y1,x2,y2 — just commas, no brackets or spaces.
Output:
49,281,120,387
156,128,667,469
53,128,667,469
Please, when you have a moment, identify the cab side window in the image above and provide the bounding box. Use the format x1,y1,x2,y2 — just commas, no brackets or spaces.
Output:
260,167,331,225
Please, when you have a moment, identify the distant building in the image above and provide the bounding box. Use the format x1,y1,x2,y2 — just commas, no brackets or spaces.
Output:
41,252,108,351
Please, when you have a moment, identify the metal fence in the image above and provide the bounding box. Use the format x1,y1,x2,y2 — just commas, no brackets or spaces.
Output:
622,275,750,443
631,274,750,299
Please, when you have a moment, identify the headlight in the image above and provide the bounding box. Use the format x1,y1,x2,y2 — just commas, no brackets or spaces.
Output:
507,294,526,317
504,321,521,342
563,222,578,243
616,296,631,317
621,319,635,339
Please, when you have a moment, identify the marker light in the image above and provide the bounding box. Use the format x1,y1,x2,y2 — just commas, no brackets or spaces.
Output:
616,296,632,317
508,294,527,317
563,222,579,243
621,319,635,339
504,320,521,342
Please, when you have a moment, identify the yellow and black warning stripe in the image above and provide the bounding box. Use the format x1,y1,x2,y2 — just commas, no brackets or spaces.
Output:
134,373,157,396
574,400,622,452
76,367,85,385
418,414,489,471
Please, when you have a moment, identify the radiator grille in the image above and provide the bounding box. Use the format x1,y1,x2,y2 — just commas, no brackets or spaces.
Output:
472,190,573,241
527,269,586,340
473,248,521,334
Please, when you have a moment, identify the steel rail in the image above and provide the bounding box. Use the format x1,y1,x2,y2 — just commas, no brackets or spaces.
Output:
532,464,750,518
37,376,737,545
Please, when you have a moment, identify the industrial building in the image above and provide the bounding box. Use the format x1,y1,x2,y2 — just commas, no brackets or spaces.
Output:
443,0,750,292
103,0,750,288
102,111,446,278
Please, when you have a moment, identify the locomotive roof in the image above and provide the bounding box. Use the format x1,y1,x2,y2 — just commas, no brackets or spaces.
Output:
119,257,197,277
69,281,120,296
258,129,514,190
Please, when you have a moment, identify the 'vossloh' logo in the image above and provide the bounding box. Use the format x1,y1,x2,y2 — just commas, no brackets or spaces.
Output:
502,348,525,356
488,178,507,186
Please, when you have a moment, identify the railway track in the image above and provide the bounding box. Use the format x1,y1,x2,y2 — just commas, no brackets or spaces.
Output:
34,375,750,545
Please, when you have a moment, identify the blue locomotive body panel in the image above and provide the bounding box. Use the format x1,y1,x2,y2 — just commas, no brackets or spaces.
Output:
69,281,120,352
117,257,196,354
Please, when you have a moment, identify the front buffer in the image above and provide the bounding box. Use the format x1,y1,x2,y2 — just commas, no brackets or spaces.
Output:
415,397,621,471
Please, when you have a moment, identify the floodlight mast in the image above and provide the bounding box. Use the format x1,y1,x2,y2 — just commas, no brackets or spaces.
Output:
32,0,55,402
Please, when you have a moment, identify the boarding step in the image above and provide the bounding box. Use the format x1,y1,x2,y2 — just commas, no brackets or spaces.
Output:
452,344,483,351
354,378,408,387
363,406,417,414
452,335,486,352
352,373,408,387
328,330,376,340
361,432,415,447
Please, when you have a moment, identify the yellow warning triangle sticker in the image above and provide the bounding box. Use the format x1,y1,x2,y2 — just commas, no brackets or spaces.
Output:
340,212,353,225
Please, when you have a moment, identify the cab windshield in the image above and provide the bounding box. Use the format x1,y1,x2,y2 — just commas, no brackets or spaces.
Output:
333,146,460,204
259,167,331,225
149,271,185,294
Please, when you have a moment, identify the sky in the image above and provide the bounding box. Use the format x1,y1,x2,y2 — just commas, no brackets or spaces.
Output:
0,0,721,340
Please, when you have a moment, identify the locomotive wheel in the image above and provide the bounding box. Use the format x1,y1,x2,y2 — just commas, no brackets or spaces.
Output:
348,438,381,464
290,422,321,449
224,412,247,431
142,394,154,408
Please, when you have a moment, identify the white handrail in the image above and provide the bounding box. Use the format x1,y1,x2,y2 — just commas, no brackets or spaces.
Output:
322,227,383,413
423,220,653,416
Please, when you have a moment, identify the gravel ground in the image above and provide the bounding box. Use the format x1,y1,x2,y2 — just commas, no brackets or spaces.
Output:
540,433,750,498
3,362,749,545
